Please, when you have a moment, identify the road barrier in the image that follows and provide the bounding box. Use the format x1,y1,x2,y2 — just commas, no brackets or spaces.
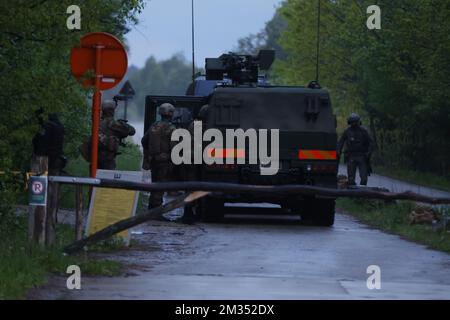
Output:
26,174,450,252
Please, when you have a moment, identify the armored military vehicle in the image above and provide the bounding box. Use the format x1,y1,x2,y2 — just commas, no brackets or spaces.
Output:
144,50,338,226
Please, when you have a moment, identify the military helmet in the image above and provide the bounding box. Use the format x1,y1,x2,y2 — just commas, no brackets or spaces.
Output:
197,104,210,120
347,113,361,125
159,103,175,117
102,100,116,111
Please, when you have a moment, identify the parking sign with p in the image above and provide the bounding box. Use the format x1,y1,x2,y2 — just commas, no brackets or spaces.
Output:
29,175,48,206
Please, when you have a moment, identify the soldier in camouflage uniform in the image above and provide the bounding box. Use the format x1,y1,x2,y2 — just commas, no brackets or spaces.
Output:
141,103,176,213
180,104,210,224
337,113,374,186
98,100,136,170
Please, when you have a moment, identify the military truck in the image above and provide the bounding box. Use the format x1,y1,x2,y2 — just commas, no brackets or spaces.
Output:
144,50,338,226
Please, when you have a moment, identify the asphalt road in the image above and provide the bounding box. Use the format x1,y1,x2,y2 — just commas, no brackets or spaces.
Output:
31,204,450,300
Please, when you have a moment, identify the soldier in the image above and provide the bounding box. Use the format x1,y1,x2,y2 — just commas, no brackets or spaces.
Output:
337,113,374,186
32,111,66,237
141,103,176,216
98,100,136,170
32,111,66,175
181,104,210,224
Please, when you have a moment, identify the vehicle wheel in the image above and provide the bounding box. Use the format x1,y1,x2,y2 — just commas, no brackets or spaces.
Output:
297,198,335,226
200,197,224,222
311,199,335,226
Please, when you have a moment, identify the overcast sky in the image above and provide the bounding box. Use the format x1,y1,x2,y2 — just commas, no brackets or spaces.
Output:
125,0,282,68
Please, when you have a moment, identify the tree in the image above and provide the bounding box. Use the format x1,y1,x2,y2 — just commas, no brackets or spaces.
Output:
235,7,288,61
125,54,201,120
0,0,145,218
273,0,450,175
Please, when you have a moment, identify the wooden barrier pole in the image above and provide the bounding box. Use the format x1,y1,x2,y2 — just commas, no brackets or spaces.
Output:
48,176,450,205
64,191,209,254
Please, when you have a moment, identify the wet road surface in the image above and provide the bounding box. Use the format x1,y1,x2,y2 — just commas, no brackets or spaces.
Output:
31,205,450,300
338,165,450,199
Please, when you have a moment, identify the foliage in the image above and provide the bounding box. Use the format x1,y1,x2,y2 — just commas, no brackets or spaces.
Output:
0,216,121,299
0,0,145,223
234,5,288,81
125,54,202,120
0,2,144,298
237,0,450,178
279,0,450,176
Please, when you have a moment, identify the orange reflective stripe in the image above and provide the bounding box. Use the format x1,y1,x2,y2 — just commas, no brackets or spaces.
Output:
298,150,337,160
207,148,245,159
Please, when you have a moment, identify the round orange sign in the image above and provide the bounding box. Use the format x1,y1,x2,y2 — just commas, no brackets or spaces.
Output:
70,32,128,90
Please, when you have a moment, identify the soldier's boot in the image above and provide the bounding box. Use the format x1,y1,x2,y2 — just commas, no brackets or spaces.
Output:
347,159,357,186
182,205,195,225
148,194,169,221
358,159,369,186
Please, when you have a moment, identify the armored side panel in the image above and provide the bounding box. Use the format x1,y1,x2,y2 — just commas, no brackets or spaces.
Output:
201,86,337,189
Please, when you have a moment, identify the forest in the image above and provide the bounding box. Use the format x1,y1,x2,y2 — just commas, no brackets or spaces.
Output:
237,0,450,178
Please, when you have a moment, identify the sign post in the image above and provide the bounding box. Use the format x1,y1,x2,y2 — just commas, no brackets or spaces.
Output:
29,175,48,206
70,32,128,177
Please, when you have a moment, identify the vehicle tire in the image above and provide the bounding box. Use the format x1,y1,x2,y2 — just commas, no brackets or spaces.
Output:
200,197,224,222
311,199,335,226
297,198,335,226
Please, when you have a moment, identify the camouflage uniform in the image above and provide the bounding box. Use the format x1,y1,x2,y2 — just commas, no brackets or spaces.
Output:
98,101,136,170
337,113,374,186
180,105,210,224
141,103,176,209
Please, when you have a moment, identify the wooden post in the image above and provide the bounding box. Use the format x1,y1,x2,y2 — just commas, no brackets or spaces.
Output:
46,176,60,247
28,154,48,246
75,185,84,240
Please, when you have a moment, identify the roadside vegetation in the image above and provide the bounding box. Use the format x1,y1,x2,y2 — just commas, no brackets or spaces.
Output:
237,0,450,182
337,199,450,254
0,146,141,299
0,217,121,299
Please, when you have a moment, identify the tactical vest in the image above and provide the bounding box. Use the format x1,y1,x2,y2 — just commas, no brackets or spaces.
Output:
99,118,120,153
147,120,175,162
345,127,369,154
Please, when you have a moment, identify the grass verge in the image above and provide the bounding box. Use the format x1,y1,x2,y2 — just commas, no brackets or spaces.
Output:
1,143,142,299
0,217,121,299
336,198,450,254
